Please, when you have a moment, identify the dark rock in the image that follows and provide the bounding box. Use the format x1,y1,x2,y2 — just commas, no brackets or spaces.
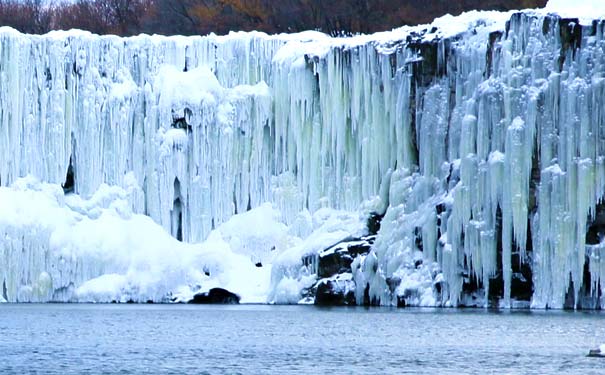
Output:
433,279,444,295
510,255,533,302
397,295,406,308
2,279,7,302
559,18,583,52
485,30,503,77
171,108,193,131
309,233,377,306
62,156,75,194
414,227,423,252
189,288,240,304
586,203,605,244
315,274,356,306
367,212,384,235
565,254,603,310
317,236,374,278
407,39,451,87
301,283,317,301
386,276,401,293
588,349,605,358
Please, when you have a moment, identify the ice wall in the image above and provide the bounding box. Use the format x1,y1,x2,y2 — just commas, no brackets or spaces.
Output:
356,12,605,309
2,9,605,308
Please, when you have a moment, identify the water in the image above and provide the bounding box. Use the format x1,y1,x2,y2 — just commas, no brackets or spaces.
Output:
1,304,604,374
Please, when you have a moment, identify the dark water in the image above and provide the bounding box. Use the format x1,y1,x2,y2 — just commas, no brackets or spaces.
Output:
1,304,604,374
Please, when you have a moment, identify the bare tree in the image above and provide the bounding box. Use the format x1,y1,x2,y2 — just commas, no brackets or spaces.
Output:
0,0,549,36
0,0,53,34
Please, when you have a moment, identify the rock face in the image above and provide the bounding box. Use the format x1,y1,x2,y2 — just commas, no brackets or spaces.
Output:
317,237,376,279
315,274,357,306
588,345,605,358
307,213,381,306
188,288,240,304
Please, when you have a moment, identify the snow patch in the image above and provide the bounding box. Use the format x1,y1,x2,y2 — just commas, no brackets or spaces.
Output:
545,0,605,24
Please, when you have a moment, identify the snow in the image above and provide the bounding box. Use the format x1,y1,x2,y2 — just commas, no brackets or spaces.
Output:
155,66,222,108
0,175,366,303
0,176,299,303
545,0,605,24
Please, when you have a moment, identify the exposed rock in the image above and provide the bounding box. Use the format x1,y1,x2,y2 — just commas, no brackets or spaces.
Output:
367,212,384,235
188,288,240,304
588,348,605,358
315,274,356,306
309,234,377,306
62,156,75,194
317,236,375,279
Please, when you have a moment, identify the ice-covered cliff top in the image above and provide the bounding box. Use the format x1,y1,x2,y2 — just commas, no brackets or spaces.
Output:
0,9,513,55
1,0,602,45
2,1,601,59
545,0,605,24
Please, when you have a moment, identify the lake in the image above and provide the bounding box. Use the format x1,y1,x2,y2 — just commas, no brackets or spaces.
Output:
1,304,604,374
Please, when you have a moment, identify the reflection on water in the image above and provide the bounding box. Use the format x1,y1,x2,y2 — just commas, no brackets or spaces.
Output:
1,304,604,374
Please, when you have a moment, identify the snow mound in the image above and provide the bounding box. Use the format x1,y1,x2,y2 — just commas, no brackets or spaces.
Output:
0,177,297,303
0,177,367,304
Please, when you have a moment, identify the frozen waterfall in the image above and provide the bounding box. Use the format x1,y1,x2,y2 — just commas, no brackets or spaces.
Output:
1,8,605,308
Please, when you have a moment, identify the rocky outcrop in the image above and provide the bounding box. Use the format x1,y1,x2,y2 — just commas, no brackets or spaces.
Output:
315,274,357,306
588,346,605,358
311,236,375,306
188,288,240,304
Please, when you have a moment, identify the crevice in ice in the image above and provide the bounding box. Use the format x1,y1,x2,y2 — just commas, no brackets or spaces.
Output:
44,67,52,89
408,93,420,164
62,156,75,195
564,277,576,309
559,18,583,53
586,203,605,245
414,227,423,252
367,212,384,236
2,280,7,302
362,282,381,306
171,108,193,132
485,31,503,78
488,210,534,306
408,39,449,87
171,178,183,242
529,138,541,215
184,46,189,72
488,206,504,304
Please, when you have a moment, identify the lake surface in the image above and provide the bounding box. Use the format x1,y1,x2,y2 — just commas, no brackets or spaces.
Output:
1,304,604,374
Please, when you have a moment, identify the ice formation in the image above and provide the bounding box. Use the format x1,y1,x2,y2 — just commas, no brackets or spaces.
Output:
2,4,605,308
